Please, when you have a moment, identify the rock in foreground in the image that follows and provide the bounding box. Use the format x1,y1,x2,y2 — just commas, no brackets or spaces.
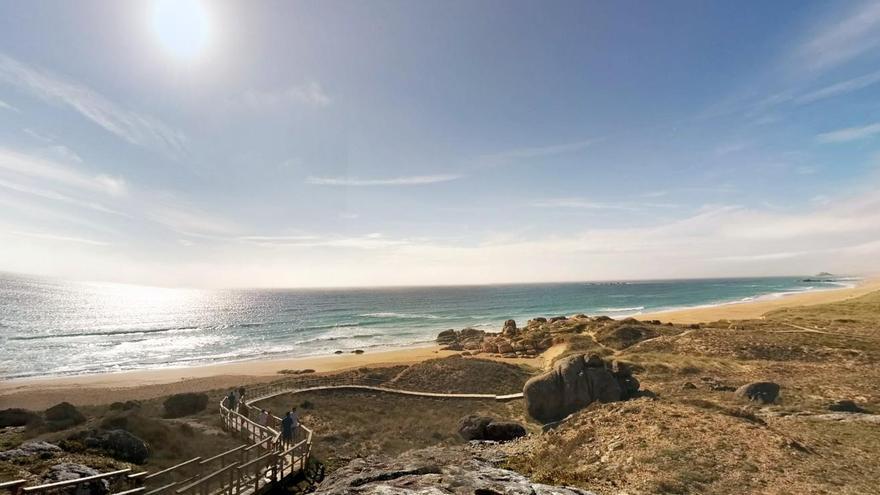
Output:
313,447,596,495
458,415,526,442
523,354,639,423
163,392,209,418
735,381,780,404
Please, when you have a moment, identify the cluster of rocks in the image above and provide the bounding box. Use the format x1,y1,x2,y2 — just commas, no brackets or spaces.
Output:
313,446,596,495
457,415,527,442
523,354,640,423
0,402,86,431
69,429,151,464
436,319,556,358
0,441,62,461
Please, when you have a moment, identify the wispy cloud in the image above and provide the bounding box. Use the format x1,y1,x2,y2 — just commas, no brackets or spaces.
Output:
0,147,127,196
0,53,186,157
238,81,331,108
797,1,880,71
530,198,679,210
0,99,18,112
0,178,126,216
816,122,880,143
796,69,880,104
10,230,110,246
306,174,462,186
477,138,601,166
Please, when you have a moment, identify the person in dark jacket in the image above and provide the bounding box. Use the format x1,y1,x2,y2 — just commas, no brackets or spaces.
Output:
281,411,293,446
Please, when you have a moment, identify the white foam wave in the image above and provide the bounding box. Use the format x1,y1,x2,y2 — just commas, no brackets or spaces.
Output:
598,306,645,312
360,312,444,319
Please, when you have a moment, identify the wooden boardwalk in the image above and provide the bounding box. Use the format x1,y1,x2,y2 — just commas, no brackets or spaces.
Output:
1,376,522,495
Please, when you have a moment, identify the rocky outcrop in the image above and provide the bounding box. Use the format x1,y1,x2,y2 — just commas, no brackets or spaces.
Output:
163,392,209,418
0,408,41,427
44,402,85,430
523,354,639,423
735,382,780,404
74,429,150,464
457,415,526,442
0,441,62,461
828,400,865,413
42,463,110,494
313,447,596,495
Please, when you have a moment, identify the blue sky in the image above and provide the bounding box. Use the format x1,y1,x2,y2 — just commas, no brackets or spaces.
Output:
1,0,879,287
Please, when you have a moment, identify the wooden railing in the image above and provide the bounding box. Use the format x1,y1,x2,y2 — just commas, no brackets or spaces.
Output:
2,373,522,495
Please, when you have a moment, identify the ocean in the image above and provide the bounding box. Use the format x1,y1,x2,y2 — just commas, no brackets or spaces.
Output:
0,273,856,379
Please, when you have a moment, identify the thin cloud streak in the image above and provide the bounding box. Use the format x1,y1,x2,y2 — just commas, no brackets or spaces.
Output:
816,123,880,143
0,53,186,157
0,147,127,196
306,174,463,186
797,1,880,71
796,69,880,104
478,138,601,166
10,230,110,246
238,81,331,108
531,198,679,210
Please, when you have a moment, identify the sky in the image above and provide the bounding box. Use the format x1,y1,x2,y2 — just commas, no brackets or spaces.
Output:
1,0,879,288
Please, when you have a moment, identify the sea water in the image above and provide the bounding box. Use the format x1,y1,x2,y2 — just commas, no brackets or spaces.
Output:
0,272,856,379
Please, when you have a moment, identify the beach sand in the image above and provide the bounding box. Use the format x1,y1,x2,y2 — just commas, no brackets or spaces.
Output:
3,277,877,409
639,277,880,324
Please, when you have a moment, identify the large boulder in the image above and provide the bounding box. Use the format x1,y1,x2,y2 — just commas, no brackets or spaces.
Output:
735,382,780,404
163,392,209,418
78,429,150,464
44,402,85,430
523,354,638,423
828,400,866,413
436,329,458,345
457,415,526,442
502,319,518,337
313,447,596,495
42,463,110,495
0,408,41,428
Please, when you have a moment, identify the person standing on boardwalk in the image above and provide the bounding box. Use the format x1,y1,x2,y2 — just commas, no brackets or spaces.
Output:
289,407,299,442
281,411,293,446
258,409,269,427
227,390,237,411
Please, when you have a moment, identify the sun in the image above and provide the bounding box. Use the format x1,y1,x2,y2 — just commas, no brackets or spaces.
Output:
151,0,211,59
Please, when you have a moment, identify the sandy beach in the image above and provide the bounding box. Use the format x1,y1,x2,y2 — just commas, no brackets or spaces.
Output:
639,277,880,323
2,277,877,409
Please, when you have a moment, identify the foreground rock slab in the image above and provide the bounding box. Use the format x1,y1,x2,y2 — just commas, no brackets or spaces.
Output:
314,447,596,495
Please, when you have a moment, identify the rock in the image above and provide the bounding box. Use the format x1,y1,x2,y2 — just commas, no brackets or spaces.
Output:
457,415,526,442
441,343,463,351
523,354,638,423
313,447,596,495
502,319,518,337
496,342,514,354
0,441,62,461
735,382,780,404
682,382,698,390
484,421,527,441
163,392,209,418
77,429,150,464
334,350,343,354
0,408,41,427
352,349,365,354
44,402,85,430
531,317,548,324
828,400,866,413
459,328,485,340
436,329,458,344
548,316,568,323
42,463,110,495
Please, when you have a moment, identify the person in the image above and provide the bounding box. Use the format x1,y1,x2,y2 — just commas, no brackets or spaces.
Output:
289,407,300,442
227,390,237,411
258,409,268,427
281,411,293,446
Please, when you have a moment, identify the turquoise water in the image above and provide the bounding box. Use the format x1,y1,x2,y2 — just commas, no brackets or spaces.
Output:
0,273,856,379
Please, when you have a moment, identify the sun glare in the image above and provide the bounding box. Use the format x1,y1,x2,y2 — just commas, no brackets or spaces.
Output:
151,0,210,59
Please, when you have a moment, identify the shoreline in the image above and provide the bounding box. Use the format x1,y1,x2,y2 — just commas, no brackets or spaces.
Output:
2,277,877,409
